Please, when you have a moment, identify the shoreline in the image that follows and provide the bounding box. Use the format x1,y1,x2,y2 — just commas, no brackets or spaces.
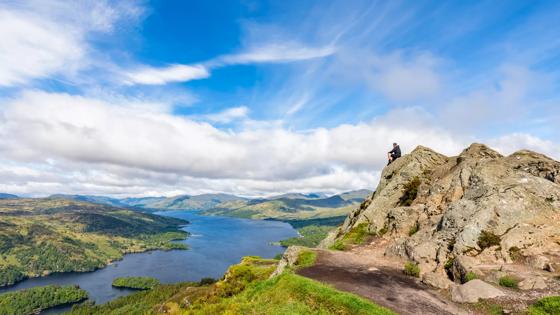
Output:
0,231,189,290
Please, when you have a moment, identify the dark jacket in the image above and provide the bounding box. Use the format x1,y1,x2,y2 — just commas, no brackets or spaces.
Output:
389,145,401,159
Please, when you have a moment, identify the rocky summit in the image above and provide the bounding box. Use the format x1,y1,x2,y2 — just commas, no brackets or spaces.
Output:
322,143,560,289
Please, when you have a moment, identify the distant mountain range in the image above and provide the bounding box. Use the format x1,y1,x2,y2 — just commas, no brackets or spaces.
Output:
42,189,373,221
201,189,372,220
0,193,18,199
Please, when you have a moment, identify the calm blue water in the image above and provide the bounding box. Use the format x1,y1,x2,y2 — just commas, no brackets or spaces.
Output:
0,211,297,313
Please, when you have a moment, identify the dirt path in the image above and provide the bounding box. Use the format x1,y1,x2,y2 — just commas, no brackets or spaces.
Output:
297,248,467,315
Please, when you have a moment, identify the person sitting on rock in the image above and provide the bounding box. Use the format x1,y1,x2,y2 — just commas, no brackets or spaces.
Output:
387,142,401,165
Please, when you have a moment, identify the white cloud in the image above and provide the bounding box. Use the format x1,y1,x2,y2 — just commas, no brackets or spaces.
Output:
0,9,83,86
1,91,557,197
123,64,210,85
122,42,334,87
286,95,309,115
0,91,468,196
0,0,143,87
438,65,543,132
368,53,441,101
204,106,250,123
214,42,335,65
332,50,442,102
488,133,560,160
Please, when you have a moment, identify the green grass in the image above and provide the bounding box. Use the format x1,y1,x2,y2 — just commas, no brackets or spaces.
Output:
465,271,477,282
189,271,396,315
528,296,560,315
294,250,317,268
329,223,373,251
112,276,160,290
403,262,420,277
470,300,503,315
280,225,334,248
70,256,395,315
329,239,347,251
498,275,519,288
0,285,88,315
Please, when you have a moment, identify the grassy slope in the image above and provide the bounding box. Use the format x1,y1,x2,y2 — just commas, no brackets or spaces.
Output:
69,256,394,315
0,198,188,287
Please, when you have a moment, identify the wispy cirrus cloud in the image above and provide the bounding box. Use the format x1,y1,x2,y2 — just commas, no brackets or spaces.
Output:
0,0,142,87
0,7,84,86
201,106,250,124
123,64,210,85
214,42,335,65
121,42,335,86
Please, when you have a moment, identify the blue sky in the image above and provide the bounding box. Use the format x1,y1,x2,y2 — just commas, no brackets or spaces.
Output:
0,0,559,197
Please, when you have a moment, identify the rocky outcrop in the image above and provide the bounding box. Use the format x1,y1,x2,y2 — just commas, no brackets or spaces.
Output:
270,246,304,278
321,143,560,290
451,280,505,303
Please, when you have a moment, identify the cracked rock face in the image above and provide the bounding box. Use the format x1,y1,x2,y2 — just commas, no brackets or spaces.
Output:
321,143,560,283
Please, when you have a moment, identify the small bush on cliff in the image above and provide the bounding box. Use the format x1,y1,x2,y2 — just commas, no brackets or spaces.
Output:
478,231,501,249
399,177,420,206
344,223,371,244
403,262,420,277
465,272,477,282
498,275,519,288
329,223,373,251
199,277,217,285
508,246,523,262
329,239,347,251
408,222,419,236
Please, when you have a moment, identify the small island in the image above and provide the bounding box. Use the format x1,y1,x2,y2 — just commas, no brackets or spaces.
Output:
112,276,160,290
0,285,88,315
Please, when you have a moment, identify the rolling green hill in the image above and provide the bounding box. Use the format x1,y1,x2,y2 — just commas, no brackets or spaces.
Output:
0,198,188,287
200,190,372,220
139,193,246,210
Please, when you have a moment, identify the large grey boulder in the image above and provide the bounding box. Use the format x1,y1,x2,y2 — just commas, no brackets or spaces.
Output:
451,280,505,303
422,271,453,289
518,277,547,290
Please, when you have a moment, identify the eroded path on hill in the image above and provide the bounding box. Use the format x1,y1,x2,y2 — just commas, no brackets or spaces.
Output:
297,246,467,315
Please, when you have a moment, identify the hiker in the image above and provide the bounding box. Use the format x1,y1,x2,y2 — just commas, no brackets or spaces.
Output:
387,143,401,165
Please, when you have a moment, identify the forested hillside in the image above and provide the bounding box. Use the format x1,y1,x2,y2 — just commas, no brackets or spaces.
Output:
0,198,188,287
